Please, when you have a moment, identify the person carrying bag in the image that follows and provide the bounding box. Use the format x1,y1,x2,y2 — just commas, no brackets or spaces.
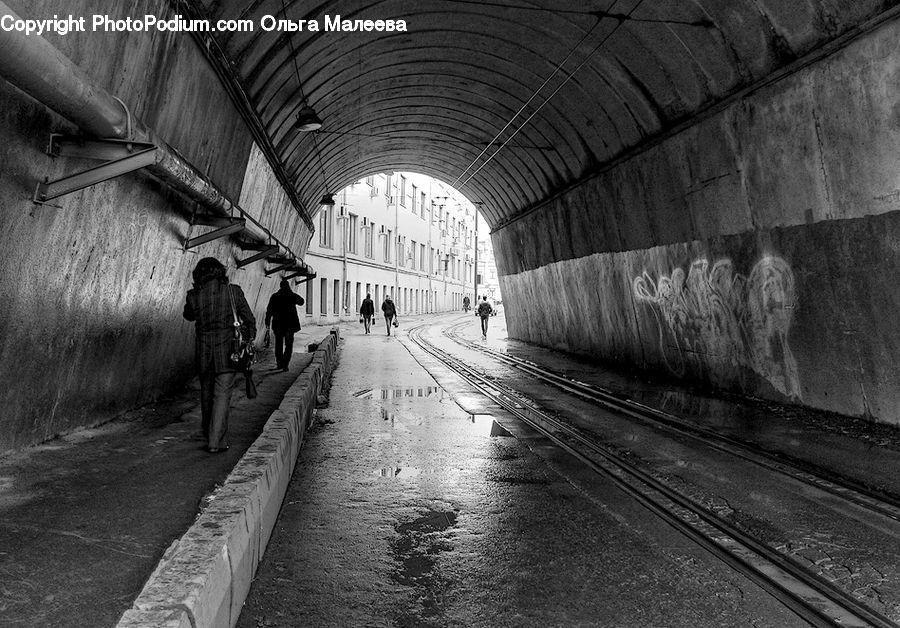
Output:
228,283,258,400
183,257,257,453
359,292,375,334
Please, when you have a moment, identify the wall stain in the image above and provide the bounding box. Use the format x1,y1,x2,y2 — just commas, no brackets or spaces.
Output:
633,255,800,399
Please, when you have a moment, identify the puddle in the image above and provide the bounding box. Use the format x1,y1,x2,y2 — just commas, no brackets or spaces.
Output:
391,509,459,620
375,466,426,477
380,408,424,426
469,414,512,438
353,387,444,399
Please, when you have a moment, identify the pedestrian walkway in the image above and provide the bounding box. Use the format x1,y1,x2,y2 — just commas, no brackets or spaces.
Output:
0,327,332,628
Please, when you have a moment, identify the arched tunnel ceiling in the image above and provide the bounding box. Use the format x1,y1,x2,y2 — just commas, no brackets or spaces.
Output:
194,0,895,229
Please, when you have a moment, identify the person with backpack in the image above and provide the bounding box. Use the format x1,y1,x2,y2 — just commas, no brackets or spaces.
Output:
476,295,493,338
381,295,397,336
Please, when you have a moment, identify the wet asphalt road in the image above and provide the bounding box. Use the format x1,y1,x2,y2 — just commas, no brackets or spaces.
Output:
237,314,802,627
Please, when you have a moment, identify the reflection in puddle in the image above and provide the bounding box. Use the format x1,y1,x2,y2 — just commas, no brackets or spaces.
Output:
354,387,444,399
375,467,447,477
470,414,512,437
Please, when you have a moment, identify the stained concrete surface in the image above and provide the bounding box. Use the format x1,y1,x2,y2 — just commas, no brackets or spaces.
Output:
0,329,326,628
493,14,900,427
237,315,802,627
472,313,900,502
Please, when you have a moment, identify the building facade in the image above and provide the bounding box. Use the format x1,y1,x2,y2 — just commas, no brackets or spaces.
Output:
475,228,502,306
302,173,478,324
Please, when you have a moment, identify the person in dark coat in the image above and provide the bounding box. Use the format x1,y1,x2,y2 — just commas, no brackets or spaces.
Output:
265,279,305,371
360,292,375,334
381,295,397,336
476,295,493,338
183,257,256,453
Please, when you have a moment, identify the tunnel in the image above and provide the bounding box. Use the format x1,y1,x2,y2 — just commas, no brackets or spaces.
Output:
5,2,900,626
3,0,899,454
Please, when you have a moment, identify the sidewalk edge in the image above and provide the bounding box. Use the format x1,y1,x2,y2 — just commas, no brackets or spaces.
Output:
116,328,340,628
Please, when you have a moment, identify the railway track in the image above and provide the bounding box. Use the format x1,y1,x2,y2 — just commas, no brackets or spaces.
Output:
406,321,900,628
442,321,900,526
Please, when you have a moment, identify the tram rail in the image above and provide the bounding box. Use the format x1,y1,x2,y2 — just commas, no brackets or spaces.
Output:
406,321,899,628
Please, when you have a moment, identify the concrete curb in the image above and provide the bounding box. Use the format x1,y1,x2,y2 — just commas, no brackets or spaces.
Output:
116,328,340,628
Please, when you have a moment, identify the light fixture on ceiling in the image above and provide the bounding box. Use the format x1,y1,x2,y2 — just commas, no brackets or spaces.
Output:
320,193,335,207
294,104,323,132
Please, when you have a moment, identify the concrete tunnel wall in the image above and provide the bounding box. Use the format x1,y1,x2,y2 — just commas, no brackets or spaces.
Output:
495,15,900,426
0,0,311,453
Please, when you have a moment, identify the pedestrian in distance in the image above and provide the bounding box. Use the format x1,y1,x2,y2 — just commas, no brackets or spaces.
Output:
381,295,397,336
265,278,305,371
477,295,493,338
360,292,375,334
183,257,257,453
463,295,471,312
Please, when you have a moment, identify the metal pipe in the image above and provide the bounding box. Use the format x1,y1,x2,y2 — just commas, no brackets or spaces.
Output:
0,0,290,252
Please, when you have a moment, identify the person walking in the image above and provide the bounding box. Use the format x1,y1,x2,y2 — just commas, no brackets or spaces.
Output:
183,257,256,453
477,295,493,338
463,295,471,312
381,295,397,336
360,292,375,334
265,278,305,371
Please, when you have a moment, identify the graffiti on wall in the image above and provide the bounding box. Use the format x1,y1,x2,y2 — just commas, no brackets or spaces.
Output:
632,256,800,399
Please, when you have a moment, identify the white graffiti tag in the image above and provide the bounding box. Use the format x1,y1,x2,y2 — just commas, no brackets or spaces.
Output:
632,256,800,399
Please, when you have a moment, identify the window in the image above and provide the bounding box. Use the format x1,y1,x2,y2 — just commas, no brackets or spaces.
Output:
411,185,417,214
384,229,392,263
334,280,340,314
348,214,358,254
409,240,417,270
366,175,374,187
365,222,374,258
397,236,405,268
420,244,426,271
399,175,407,206
320,279,327,314
355,282,361,312
385,174,392,198
429,247,434,273
421,192,426,219
305,280,313,314
318,206,332,248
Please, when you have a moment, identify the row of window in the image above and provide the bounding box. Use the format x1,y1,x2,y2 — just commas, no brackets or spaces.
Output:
318,206,473,281
300,277,467,317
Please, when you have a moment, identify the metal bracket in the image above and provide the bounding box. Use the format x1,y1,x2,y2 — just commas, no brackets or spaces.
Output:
265,261,298,276
236,244,280,268
293,273,317,286
283,264,312,280
34,135,158,204
184,215,246,250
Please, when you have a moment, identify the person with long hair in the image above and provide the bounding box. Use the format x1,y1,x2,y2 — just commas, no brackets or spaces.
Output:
183,257,256,453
